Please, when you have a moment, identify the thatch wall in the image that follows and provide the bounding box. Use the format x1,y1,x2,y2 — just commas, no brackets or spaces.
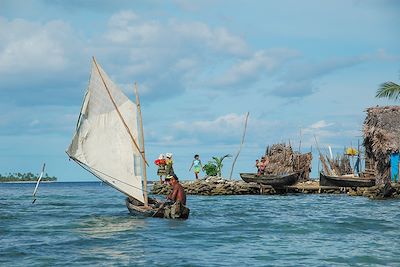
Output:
264,143,294,175
263,143,312,179
363,106,400,184
293,152,313,179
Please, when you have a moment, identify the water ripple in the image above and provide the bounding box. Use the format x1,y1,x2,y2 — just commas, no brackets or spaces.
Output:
1,183,399,266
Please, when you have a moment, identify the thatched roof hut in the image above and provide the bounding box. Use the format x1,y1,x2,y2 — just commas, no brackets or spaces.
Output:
363,106,400,184
264,143,312,179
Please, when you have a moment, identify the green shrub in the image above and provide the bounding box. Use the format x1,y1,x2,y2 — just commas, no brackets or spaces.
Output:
203,162,218,176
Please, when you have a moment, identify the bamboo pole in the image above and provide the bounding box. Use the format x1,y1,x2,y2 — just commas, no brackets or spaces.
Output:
298,127,302,170
314,134,331,175
92,57,148,166
357,139,361,175
134,83,148,207
298,128,304,191
229,112,249,180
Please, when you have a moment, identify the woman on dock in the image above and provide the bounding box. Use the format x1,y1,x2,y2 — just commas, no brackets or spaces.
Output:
154,154,167,183
189,154,203,179
165,153,174,183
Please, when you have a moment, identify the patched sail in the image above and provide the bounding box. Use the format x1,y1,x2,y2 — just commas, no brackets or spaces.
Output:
67,59,144,203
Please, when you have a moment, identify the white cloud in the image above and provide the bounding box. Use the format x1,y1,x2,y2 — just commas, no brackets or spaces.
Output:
270,56,368,98
310,120,334,129
168,20,249,56
105,20,160,45
29,119,40,126
108,10,139,28
97,12,253,99
300,120,337,146
0,17,78,74
174,113,246,133
104,12,248,56
210,48,299,88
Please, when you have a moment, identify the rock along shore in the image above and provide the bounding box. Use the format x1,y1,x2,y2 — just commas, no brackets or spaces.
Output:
151,176,400,199
151,176,273,196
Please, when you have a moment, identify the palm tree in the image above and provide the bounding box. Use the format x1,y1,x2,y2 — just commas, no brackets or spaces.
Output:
212,154,232,177
376,78,400,100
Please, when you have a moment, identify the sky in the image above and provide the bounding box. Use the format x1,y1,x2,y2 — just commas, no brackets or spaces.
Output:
0,0,399,181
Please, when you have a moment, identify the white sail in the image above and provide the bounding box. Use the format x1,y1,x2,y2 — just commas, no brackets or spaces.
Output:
67,60,144,203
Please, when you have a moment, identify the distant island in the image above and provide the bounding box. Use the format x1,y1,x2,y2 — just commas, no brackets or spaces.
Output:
0,172,57,182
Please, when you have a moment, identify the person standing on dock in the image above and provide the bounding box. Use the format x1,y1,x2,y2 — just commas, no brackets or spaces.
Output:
257,156,267,175
154,154,166,184
255,159,260,172
165,153,174,183
189,154,203,179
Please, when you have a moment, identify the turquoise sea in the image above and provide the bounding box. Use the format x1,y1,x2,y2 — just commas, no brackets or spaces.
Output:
1,182,400,266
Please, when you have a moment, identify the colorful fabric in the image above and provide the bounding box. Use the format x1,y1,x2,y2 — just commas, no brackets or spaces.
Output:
193,159,201,173
346,147,358,156
166,159,174,175
157,167,167,176
194,166,201,173
391,153,399,183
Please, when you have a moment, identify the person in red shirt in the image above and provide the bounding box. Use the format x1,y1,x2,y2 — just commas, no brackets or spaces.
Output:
154,154,166,184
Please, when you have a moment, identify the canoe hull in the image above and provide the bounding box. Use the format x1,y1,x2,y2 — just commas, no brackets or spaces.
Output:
240,172,299,188
319,172,376,187
125,197,190,219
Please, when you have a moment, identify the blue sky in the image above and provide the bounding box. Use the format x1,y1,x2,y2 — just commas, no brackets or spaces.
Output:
0,0,399,181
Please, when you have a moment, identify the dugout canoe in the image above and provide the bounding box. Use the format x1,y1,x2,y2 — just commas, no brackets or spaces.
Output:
240,172,299,188
319,172,376,187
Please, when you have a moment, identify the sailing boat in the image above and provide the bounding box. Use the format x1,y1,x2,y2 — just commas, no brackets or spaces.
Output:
66,57,189,219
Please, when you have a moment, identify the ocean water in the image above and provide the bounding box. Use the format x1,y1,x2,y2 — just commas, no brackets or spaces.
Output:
1,182,400,267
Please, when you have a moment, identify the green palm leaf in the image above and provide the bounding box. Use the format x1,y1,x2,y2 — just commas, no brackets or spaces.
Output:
212,154,232,177
376,82,400,100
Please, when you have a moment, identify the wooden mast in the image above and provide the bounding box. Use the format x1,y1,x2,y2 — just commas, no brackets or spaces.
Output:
134,83,148,207
92,56,149,167
229,112,249,179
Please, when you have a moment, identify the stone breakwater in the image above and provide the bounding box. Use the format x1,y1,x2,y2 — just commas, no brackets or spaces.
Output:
151,176,400,199
151,176,274,195
347,183,400,199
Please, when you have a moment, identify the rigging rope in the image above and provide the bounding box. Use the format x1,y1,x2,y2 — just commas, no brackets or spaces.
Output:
68,155,152,194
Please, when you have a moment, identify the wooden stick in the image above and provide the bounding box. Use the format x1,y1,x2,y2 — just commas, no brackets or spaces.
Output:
314,134,331,175
32,163,46,204
229,112,249,179
92,57,148,166
357,139,361,175
134,83,148,207
297,127,302,176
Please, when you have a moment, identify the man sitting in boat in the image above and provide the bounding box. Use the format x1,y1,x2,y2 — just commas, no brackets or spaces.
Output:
161,174,189,219
166,174,186,205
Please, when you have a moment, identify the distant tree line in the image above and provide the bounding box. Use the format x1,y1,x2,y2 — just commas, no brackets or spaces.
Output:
0,172,57,182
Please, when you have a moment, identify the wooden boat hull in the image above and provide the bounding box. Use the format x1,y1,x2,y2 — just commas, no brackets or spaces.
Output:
239,172,299,188
319,172,376,187
125,197,190,219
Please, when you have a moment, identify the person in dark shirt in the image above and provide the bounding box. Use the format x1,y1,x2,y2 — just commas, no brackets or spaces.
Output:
167,174,186,205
